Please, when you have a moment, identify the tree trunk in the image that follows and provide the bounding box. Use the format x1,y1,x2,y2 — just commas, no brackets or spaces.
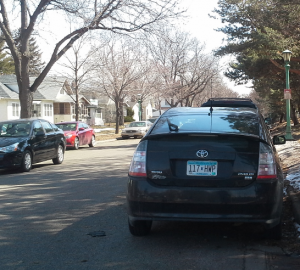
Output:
115,99,120,134
291,105,299,126
119,99,124,126
280,113,284,123
19,84,33,118
75,88,79,121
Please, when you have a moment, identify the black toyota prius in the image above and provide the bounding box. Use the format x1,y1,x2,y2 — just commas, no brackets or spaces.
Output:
127,107,286,239
0,119,66,172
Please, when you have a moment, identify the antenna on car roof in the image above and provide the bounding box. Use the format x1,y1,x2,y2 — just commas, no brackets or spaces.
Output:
209,98,213,115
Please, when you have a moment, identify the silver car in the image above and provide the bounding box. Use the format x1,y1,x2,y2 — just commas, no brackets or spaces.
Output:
121,121,153,139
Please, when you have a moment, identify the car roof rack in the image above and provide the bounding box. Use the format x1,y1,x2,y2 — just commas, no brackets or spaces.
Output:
201,98,258,109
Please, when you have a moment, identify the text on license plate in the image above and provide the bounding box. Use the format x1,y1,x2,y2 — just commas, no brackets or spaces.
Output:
187,160,218,176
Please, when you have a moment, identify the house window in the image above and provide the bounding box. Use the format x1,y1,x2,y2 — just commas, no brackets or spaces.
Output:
32,104,41,117
44,104,53,116
81,104,88,115
59,103,65,114
12,103,20,117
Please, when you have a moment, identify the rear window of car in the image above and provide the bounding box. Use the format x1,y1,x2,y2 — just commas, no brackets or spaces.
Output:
129,122,146,127
150,113,259,136
56,123,77,131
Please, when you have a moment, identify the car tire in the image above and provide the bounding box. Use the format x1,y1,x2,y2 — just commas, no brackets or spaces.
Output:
133,136,137,139
52,145,64,165
264,221,282,240
128,218,152,236
73,137,79,150
20,150,32,172
122,136,128,139
89,135,96,147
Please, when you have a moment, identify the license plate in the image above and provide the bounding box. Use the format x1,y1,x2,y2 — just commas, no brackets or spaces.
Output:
187,160,218,176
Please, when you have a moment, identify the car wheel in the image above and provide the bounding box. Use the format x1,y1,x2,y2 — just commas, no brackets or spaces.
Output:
264,221,282,240
128,218,152,236
133,136,137,139
20,150,32,172
73,137,79,150
52,145,64,165
122,136,128,139
89,135,96,147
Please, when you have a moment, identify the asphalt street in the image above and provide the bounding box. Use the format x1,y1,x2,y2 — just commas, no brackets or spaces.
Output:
0,139,289,270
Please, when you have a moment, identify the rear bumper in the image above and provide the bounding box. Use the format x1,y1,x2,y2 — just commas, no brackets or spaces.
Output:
127,177,283,226
121,131,146,137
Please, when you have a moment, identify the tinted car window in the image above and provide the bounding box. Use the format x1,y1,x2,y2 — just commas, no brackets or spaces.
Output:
41,121,54,133
33,121,44,135
0,121,31,137
151,113,259,136
83,123,89,129
56,123,77,131
129,122,146,127
51,123,60,131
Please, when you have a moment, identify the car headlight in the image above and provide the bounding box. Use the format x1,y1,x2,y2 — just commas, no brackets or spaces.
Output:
0,143,19,153
65,134,73,139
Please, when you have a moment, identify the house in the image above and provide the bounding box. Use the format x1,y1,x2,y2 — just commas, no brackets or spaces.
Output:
131,100,153,121
0,75,103,125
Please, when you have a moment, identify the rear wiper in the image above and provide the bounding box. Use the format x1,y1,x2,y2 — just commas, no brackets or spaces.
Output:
167,119,178,132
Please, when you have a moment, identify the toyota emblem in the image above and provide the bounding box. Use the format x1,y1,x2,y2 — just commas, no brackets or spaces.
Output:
196,150,208,158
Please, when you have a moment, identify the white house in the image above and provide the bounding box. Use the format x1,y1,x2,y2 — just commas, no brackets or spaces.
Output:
132,100,153,121
0,75,103,125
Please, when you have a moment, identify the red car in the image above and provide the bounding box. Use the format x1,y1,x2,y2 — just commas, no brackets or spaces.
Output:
55,121,96,150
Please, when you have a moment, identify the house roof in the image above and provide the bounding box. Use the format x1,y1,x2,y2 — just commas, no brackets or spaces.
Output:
0,75,76,102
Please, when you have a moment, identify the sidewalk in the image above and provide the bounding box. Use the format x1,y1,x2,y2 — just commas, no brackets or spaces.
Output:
275,141,300,235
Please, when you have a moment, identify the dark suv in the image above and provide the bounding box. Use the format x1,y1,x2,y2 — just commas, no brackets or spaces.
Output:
127,106,286,239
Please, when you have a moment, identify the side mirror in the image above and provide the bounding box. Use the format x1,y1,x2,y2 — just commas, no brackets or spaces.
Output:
273,135,286,145
79,127,85,131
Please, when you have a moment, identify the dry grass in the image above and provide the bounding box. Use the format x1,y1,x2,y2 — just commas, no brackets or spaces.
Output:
270,119,300,142
92,122,130,141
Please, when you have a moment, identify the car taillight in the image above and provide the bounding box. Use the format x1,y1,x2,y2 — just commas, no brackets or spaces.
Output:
257,142,276,179
129,140,147,177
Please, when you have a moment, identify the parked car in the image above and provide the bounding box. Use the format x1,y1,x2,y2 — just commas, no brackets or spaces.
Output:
127,107,286,239
55,121,96,150
147,117,158,123
0,119,66,172
121,121,153,139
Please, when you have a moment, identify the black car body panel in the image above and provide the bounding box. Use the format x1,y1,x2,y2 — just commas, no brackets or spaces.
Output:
0,119,66,170
127,107,285,232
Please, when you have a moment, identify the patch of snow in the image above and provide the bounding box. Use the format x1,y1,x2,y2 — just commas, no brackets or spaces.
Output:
94,128,115,133
295,222,300,238
275,141,300,191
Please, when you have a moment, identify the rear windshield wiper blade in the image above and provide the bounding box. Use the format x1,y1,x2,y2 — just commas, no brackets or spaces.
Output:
167,119,178,132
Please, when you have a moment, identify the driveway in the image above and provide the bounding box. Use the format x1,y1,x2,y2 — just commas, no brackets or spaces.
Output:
0,139,296,270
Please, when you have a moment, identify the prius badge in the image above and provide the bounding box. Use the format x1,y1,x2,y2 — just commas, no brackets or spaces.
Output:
196,150,208,158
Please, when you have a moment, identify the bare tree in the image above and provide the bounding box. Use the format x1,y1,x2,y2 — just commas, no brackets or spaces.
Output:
148,30,220,107
0,0,183,118
57,36,100,121
95,38,148,134
192,77,239,107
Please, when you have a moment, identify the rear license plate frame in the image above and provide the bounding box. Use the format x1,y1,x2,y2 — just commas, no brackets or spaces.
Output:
187,160,218,176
